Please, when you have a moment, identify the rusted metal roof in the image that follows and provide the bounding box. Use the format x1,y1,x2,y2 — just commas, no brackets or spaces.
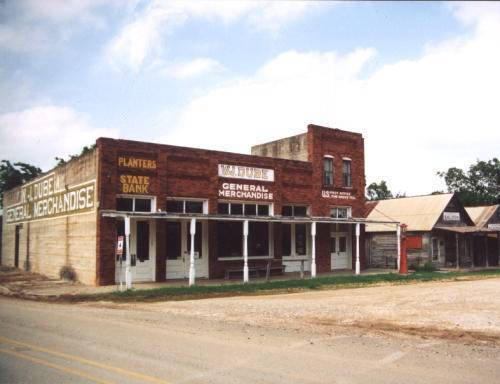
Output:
465,205,499,228
365,193,454,232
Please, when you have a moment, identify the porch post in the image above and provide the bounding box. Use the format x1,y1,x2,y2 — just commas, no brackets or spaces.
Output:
124,216,132,289
189,218,196,286
485,233,489,267
456,233,459,270
355,223,361,275
243,220,249,283
396,224,401,271
311,222,316,278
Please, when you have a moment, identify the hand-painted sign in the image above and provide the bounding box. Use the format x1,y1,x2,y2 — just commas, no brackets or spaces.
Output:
218,164,274,182
5,173,95,224
118,156,157,170
218,182,274,200
443,212,460,221
321,190,356,200
119,175,150,194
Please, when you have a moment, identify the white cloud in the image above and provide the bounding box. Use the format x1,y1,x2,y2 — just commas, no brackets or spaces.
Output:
161,6,500,196
0,105,118,171
105,1,328,73
0,0,129,52
159,57,224,79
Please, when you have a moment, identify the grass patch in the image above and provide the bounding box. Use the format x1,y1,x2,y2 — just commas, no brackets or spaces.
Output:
65,268,500,303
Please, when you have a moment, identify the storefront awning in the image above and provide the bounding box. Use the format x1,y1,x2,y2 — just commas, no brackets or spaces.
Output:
100,210,399,226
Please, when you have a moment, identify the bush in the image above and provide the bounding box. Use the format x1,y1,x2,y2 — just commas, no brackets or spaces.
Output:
59,265,78,282
414,261,437,272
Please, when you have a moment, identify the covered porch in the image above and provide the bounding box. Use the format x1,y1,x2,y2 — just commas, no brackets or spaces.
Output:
101,210,399,288
435,226,500,268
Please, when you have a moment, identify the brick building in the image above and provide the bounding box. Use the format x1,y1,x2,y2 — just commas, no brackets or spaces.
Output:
2,124,395,285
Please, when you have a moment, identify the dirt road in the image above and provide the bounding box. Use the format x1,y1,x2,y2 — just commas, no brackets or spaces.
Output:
1,278,500,383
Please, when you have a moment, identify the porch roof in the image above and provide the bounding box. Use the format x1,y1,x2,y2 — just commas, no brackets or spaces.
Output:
100,210,399,226
434,226,497,234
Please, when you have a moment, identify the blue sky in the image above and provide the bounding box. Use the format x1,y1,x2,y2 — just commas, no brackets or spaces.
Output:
1,1,499,195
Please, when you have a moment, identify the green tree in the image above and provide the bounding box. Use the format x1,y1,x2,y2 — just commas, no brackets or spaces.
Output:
437,158,500,206
55,144,96,166
366,180,394,200
0,160,42,208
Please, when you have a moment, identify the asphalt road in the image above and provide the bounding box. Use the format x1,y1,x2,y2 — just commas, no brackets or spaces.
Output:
0,295,499,384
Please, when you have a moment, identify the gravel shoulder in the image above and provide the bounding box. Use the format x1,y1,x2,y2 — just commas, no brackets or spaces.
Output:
120,277,500,345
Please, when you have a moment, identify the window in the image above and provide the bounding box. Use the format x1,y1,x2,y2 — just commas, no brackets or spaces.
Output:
217,221,243,257
323,156,334,186
136,221,150,262
166,199,205,214
166,222,182,260
295,224,307,255
282,224,292,256
248,222,269,256
218,202,271,216
343,159,352,187
116,196,153,212
331,207,351,219
282,223,307,257
282,205,308,217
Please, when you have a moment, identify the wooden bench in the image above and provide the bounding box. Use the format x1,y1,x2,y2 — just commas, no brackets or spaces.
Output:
224,260,285,280
224,266,260,280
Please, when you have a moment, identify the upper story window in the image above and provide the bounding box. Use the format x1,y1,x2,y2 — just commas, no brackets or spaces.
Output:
166,199,207,214
343,158,352,187
116,196,154,212
323,156,334,187
218,202,271,216
282,205,308,217
331,206,352,219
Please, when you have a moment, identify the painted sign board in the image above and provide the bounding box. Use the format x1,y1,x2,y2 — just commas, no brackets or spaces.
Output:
322,190,356,200
5,173,95,224
218,182,273,200
218,164,274,182
443,212,460,221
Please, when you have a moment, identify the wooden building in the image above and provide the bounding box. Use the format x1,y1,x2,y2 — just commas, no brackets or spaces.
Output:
465,205,500,267
2,124,395,285
365,194,500,269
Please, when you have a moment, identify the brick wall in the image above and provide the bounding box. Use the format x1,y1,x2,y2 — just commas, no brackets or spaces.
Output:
96,124,367,283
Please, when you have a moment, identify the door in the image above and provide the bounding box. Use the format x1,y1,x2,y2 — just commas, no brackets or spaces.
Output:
331,234,350,270
166,220,208,279
131,220,155,282
14,225,21,268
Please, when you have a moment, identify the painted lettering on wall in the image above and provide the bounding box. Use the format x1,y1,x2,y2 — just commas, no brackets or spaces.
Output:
218,164,275,182
218,183,274,200
120,175,150,194
5,174,95,224
118,156,157,170
321,190,356,200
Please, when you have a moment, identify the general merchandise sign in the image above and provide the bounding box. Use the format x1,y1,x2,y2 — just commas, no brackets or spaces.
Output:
5,173,95,224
